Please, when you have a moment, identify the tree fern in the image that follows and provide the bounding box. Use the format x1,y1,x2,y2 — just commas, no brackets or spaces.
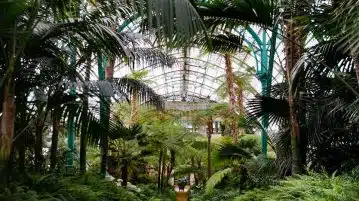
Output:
205,167,233,195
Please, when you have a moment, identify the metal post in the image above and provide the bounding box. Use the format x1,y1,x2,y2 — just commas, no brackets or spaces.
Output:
246,26,279,157
259,30,269,157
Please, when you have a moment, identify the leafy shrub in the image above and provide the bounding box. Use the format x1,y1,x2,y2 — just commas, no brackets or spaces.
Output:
234,173,359,201
137,184,175,201
191,188,241,201
0,173,173,201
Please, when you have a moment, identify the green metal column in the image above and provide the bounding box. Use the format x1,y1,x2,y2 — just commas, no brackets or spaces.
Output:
246,26,279,157
66,0,80,173
259,30,269,157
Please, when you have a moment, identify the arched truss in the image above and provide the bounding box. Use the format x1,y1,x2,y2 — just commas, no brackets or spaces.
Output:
112,14,323,157
116,16,286,104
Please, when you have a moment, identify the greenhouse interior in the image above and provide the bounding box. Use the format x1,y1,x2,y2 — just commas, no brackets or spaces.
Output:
2,0,359,200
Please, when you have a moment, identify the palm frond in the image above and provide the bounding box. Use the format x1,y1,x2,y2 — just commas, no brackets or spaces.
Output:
114,77,164,109
205,168,232,195
194,31,243,54
136,0,206,44
247,95,289,126
196,0,278,30
217,144,252,161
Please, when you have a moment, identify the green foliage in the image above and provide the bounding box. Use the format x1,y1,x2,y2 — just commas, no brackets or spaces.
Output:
136,184,175,201
191,188,241,201
234,173,359,201
245,157,279,189
0,173,177,201
205,168,232,195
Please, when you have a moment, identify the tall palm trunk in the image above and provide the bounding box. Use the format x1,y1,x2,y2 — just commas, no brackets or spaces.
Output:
224,53,238,143
206,117,214,178
197,159,202,184
160,149,167,192
18,141,25,173
121,160,128,187
168,150,175,178
0,80,16,162
284,18,303,174
34,117,44,172
157,149,163,192
130,90,139,125
100,58,115,175
50,110,59,171
80,55,91,174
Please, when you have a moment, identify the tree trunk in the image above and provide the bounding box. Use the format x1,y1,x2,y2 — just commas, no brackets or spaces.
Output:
35,118,44,172
169,150,175,174
284,19,303,174
50,110,59,171
130,90,139,125
196,159,201,185
157,149,163,192
121,160,128,187
0,81,16,161
191,157,198,185
207,133,212,178
100,58,115,176
80,55,91,174
18,143,25,173
224,53,238,143
161,149,167,192
206,117,214,178
168,150,175,181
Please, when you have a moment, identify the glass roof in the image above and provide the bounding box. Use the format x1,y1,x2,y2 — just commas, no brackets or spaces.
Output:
113,23,286,103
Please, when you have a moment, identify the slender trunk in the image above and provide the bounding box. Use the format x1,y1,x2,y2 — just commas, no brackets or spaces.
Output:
196,159,201,185
288,97,301,174
0,81,16,161
18,143,25,173
50,110,59,171
207,133,212,178
34,118,44,172
169,150,175,175
207,117,213,178
161,150,167,192
80,55,91,174
284,19,303,174
100,58,115,176
191,157,198,185
121,160,128,187
167,150,175,183
157,149,163,192
130,90,139,125
224,53,238,143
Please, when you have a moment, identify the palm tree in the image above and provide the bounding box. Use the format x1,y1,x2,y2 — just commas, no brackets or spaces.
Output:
0,0,137,163
194,0,316,174
195,31,245,143
190,103,230,178
108,118,145,187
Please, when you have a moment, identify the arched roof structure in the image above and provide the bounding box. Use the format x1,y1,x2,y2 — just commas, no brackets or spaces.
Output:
116,22,286,104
